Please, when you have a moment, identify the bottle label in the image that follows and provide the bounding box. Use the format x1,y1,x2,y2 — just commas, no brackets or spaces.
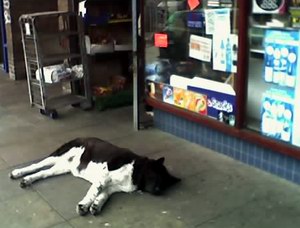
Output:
265,67,273,82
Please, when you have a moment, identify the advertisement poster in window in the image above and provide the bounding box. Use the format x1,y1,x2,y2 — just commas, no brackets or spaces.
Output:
213,34,238,73
264,29,299,88
189,35,212,62
262,29,300,147
173,88,208,115
204,8,231,35
261,89,294,143
188,78,236,125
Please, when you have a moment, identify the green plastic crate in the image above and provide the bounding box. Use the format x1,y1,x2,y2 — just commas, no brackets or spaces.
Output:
93,88,133,111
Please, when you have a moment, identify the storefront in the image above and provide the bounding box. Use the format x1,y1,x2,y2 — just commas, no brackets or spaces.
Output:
2,0,300,183
141,0,300,184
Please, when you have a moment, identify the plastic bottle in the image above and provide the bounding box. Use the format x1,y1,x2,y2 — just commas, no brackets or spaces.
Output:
279,47,289,86
225,38,232,72
281,107,293,142
272,47,281,84
286,47,297,88
261,99,272,135
220,39,225,65
264,45,274,82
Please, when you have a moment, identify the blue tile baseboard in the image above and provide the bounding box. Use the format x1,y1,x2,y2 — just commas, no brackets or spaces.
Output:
154,110,300,185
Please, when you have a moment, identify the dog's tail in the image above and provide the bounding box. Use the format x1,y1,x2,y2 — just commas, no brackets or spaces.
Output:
49,138,84,157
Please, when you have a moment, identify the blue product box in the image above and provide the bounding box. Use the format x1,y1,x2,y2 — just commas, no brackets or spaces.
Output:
187,12,205,29
187,78,236,125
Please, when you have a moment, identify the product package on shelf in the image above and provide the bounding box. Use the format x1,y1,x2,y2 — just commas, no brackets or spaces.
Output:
207,0,233,7
35,64,84,84
261,88,294,143
35,64,71,83
92,75,132,111
264,29,299,88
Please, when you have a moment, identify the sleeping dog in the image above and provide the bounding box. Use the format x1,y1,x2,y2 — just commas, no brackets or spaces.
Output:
9,137,180,215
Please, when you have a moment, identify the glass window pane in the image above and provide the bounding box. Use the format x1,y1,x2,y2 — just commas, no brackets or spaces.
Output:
246,0,300,147
144,0,238,126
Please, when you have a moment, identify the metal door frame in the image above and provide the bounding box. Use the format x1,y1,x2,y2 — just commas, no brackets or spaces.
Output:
0,0,9,73
132,0,146,130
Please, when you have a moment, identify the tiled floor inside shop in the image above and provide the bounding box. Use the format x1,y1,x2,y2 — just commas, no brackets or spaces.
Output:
1,74,300,228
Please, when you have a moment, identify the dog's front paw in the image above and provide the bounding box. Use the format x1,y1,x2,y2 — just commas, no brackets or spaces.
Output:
20,178,31,188
89,203,101,216
76,204,89,216
9,170,21,179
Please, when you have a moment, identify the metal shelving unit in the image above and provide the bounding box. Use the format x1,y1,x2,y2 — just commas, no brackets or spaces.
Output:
19,11,91,118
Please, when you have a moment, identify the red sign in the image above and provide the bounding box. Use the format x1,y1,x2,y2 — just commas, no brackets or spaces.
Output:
154,33,168,48
188,0,200,10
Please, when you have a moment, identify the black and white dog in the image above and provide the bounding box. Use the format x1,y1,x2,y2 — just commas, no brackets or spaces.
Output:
9,137,180,215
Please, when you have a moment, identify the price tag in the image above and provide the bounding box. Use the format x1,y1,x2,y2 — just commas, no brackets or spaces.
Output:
154,33,168,48
188,0,200,10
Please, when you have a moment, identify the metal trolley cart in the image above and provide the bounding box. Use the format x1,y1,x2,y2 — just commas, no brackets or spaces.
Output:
19,11,91,118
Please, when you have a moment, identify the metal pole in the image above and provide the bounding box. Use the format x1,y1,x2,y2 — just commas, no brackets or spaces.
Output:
132,0,139,130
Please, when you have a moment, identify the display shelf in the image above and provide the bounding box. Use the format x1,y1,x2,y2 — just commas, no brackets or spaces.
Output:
252,24,297,31
113,43,132,51
19,11,91,117
87,44,132,55
39,31,79,37
32,74,84,85
47,94,86,109
290,7,300,10
43,53,81,64
89,43,114,54
87,18,132,26
250,33,264,38
250,48,264,54
84,0,133,103
108,18,132,24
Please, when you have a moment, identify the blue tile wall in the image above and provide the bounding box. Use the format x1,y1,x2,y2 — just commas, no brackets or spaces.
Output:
154,110,300,185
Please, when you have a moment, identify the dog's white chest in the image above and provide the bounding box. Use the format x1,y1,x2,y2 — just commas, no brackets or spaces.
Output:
75,161,109,183
108,162,137,192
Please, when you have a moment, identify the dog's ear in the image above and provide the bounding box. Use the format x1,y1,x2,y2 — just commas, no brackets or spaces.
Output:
156,157,165,165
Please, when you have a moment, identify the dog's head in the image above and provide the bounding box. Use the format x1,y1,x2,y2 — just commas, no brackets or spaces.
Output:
143,157,181,195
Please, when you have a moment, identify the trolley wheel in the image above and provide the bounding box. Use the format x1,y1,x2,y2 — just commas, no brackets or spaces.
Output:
40,109,58,119
49,110,58,119
71,102,81,108
40,109,46,115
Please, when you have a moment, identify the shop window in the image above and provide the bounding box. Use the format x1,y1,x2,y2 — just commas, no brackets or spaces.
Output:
144,0,239,126
246,0,300,147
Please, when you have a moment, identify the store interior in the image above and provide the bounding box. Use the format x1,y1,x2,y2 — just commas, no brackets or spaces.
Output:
144,0,238,126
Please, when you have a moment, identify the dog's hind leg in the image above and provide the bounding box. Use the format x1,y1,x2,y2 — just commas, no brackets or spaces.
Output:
19,163,70,188
10,156,59,179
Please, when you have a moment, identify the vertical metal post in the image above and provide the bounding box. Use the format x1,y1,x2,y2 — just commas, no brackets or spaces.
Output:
0,0,9,73
132,0,139,130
